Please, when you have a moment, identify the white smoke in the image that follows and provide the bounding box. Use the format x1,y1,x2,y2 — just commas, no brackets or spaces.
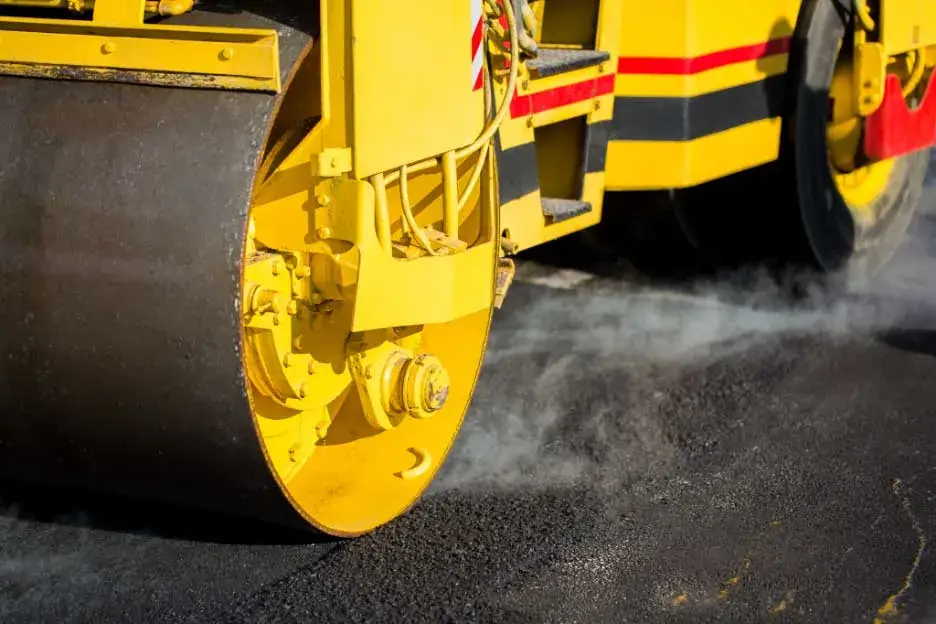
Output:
433,181,936,493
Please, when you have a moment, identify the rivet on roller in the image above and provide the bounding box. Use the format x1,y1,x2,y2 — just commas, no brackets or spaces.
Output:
101,41,116,54
219,47,235,61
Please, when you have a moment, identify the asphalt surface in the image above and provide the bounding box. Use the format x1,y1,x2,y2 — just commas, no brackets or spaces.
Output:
7,169,936,623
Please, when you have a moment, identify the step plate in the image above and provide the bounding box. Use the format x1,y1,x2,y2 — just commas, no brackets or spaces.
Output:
542,198,592,224
527,48,611,79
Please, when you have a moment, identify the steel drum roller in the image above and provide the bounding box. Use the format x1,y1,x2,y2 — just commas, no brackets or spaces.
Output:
0,7,317,529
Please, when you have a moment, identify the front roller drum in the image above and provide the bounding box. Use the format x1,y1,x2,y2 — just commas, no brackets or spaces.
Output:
0,8,497,537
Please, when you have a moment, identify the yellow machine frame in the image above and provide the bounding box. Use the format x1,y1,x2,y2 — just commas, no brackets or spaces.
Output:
3,0,935,255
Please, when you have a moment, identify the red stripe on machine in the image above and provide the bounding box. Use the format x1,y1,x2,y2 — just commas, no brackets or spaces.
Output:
510,73,615,118
617,37,792,75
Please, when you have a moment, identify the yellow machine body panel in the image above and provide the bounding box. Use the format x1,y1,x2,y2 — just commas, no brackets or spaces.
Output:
881,0,936,56
606,0,800,190
350,0,486,179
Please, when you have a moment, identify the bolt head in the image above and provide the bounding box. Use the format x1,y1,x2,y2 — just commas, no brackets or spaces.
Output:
421,364,451,412
402,355,450,418
268,295,284,314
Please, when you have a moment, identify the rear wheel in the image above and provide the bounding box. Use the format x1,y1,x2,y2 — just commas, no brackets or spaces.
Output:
791,0,928,284
673,0,929,282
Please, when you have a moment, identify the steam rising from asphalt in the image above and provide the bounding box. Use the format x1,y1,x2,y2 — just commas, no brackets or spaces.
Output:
433,194,936,493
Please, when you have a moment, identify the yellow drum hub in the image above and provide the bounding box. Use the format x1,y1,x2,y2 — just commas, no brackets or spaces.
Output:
242,245,490,536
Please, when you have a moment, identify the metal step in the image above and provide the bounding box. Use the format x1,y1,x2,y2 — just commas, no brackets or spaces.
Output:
542,198,592,224
527,48,611,79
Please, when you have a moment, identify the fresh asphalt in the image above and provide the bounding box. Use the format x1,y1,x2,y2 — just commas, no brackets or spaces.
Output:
6,165,936,623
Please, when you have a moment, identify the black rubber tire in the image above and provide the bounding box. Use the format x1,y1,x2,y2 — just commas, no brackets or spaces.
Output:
788,0,928,285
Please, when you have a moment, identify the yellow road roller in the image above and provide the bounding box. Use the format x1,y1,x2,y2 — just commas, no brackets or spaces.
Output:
0,0,934,536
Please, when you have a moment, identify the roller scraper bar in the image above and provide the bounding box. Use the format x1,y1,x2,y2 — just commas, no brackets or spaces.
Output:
0,0,281,92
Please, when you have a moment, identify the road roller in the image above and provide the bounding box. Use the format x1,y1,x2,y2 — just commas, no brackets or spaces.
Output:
1,0,934,537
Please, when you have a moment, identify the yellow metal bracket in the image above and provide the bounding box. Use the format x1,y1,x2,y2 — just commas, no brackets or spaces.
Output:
855,41,887,116
0,0,281,92
326,177,496,332
852,0,936,116
312,148,353,177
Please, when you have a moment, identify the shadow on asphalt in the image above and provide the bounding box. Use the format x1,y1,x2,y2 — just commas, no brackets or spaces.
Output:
519,186,841,311
0,480,320,545
879,329,936,359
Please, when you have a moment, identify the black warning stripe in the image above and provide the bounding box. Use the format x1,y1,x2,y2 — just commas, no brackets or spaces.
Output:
493,134,540,206
609,74,788,142
495,75,789,204
494,119,614,205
